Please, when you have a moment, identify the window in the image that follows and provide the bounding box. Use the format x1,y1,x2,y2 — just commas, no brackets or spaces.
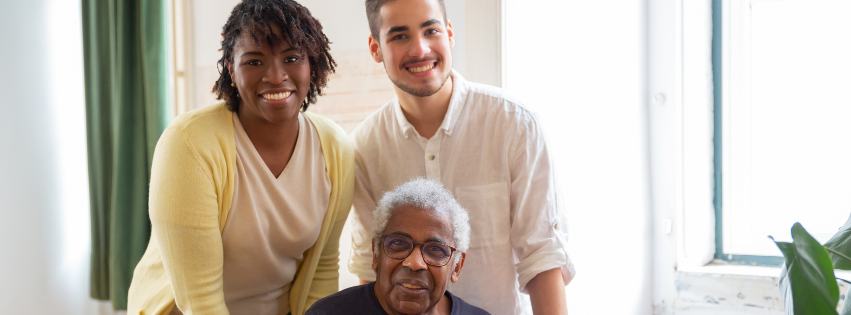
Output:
169,0,195,117
716,0,851,263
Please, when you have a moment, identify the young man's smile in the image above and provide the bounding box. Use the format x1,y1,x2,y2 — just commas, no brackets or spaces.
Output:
403,58,440,77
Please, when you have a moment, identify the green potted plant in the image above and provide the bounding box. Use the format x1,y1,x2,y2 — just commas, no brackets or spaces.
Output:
774,215,851,315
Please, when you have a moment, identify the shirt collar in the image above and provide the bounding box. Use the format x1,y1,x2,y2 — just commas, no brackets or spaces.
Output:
393,69,469,139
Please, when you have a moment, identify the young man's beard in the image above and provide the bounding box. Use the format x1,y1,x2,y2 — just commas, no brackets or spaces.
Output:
388,65,452,97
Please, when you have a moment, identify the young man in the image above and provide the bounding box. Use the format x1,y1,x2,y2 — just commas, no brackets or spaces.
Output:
308,179,489,315
348,0,575,314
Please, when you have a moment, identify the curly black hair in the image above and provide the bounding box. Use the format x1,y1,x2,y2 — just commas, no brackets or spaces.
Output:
213,0,336,112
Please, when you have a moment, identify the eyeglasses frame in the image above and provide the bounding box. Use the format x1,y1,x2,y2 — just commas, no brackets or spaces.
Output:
377,234,459,267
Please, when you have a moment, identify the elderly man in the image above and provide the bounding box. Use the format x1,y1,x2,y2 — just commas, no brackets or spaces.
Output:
307,179,489,315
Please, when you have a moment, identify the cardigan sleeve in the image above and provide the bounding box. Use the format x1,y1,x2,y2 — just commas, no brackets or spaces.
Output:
148,127,230,315
305,194,352,307
301,114,356,311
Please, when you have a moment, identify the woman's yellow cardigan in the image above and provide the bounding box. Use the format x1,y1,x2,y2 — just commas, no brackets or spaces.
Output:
127,103,354,315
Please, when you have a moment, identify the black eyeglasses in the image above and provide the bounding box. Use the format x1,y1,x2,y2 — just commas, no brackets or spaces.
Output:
378,234,459,267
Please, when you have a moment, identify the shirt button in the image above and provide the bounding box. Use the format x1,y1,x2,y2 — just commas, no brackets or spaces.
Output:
428,154,435,160
554,223,560,230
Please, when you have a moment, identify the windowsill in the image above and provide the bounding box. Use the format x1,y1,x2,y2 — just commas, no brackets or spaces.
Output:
671,259,850,314
677,260,782,278
678,259,851,280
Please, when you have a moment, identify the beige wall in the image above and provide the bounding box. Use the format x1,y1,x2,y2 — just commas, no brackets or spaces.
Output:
292,0,397,133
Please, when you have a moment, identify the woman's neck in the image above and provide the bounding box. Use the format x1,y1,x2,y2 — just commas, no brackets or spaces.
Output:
237,107,300,177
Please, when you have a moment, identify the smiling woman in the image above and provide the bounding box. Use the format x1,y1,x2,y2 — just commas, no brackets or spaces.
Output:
126,1,354,315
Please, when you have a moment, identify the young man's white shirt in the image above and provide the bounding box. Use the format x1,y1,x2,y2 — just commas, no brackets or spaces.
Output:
348,70,575,315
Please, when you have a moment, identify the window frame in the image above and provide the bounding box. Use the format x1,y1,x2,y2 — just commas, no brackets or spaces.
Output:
648,0,788,311
712,0,784,267
169,0,195,117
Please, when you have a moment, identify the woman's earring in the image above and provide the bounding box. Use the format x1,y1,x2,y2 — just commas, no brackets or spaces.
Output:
231,82,236,87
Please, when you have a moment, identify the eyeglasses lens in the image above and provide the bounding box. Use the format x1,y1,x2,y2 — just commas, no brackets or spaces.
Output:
383,235,452,266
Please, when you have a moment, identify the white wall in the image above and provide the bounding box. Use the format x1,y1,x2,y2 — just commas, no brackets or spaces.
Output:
0,0,103,314
504,1,652,314
191,0,239,108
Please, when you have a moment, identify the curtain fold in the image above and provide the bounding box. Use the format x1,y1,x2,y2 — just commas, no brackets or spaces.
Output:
82,0,170,310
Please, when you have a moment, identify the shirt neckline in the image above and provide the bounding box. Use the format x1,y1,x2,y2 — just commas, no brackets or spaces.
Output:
367,282,456,315
232,112,306,181
393,69,469,139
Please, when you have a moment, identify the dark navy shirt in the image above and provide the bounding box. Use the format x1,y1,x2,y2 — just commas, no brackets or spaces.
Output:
306,282,491,315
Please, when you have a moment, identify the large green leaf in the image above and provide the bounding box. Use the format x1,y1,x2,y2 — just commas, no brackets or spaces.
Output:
773,223,839,315
825,213,851,270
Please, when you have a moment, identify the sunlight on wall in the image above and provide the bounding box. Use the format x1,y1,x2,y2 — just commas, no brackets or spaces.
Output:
45,0,96,313
0,0,100,313
47,0,90,276
504,1,652,314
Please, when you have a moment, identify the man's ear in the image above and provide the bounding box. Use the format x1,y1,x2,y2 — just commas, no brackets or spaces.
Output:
372,240,380,270
446,20,455,49
368,35,383,63
450,252,465,283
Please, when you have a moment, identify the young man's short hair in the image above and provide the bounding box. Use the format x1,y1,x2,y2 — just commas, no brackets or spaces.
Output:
365,0,448,40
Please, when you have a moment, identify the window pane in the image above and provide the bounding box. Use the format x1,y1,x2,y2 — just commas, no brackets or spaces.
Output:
724,0,851,256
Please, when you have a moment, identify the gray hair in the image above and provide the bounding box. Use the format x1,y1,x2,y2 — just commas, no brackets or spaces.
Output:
372,178,471,263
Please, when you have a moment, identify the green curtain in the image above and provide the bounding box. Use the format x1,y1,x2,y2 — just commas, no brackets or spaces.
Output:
82,0,170,310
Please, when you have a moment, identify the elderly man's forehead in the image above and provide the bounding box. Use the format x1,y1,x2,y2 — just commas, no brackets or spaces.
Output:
385,206,454,240
389,205,450,220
